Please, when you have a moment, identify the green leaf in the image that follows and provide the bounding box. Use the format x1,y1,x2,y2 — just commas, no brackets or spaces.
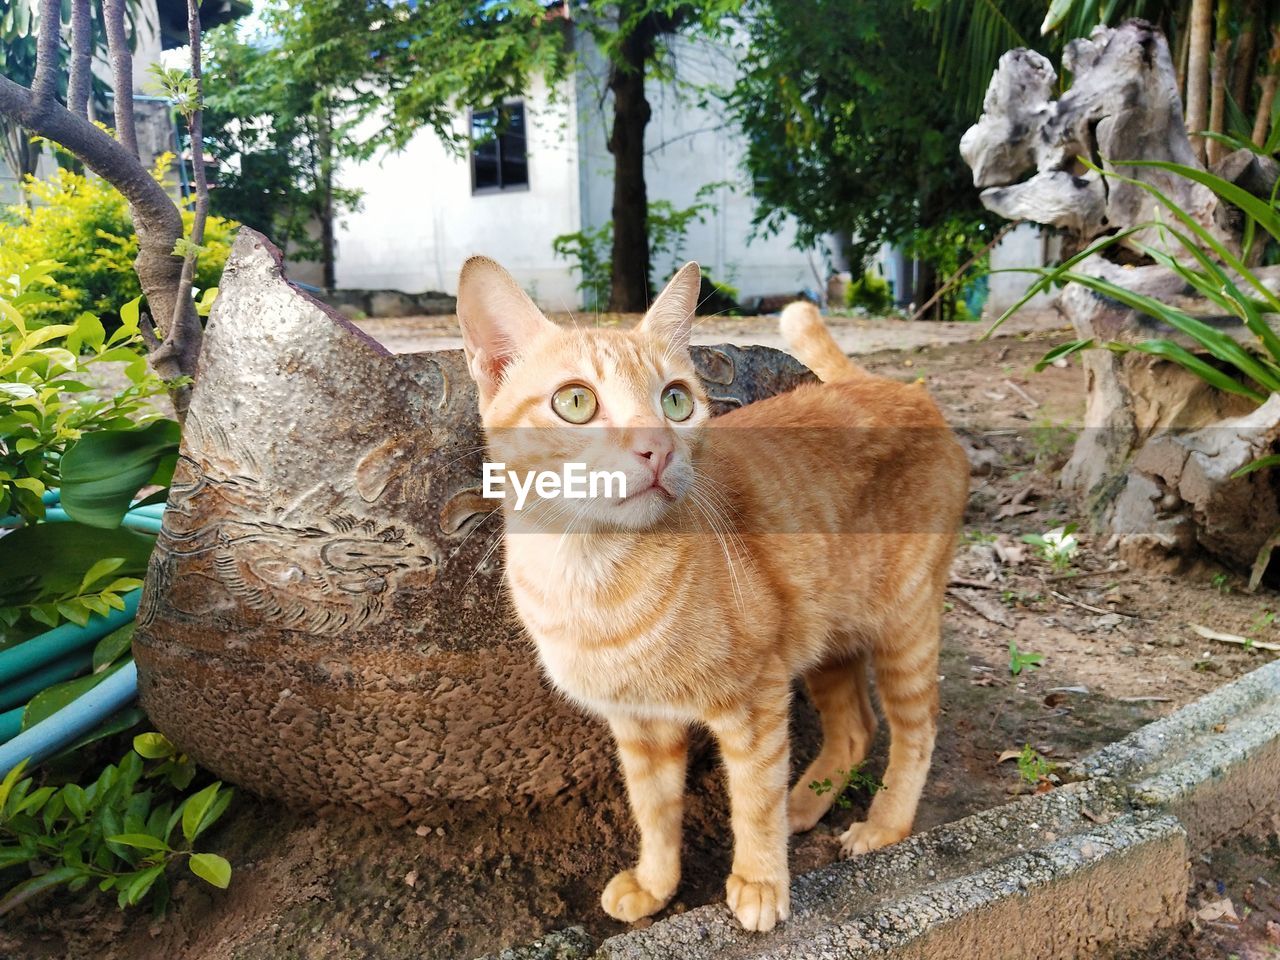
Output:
1121,160,1280,244
106,833,171,852
188,852,231,889
0,846,35,869
1035,339,1095,372
132,732,175,760
122,864,165,905
93,622,136,672
79,556,125,593
0,522,154,610
0,866,81,917
1109,339,1266,402
1231,454,1280,480
59,420,181,529
182,782,221,844
0,759,28,812
60,783,88,821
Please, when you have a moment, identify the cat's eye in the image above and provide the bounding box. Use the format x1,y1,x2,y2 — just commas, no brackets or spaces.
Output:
661,383,694,422
552,384,598,424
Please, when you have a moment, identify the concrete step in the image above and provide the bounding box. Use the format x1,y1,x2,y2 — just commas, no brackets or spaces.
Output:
485,659,1280,960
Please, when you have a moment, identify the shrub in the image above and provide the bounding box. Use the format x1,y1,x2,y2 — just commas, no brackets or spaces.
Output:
553,184,728,312
0,156,235,327
0,263,171,527
0,737,234,916
845,269,893,313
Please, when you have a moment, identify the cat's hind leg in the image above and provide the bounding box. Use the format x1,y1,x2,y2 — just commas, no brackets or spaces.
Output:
840,607,940,856
788,651,877,834
601,714,689,923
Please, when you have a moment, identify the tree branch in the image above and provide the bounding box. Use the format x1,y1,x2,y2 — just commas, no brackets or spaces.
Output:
159,0,209,374
32,0,62,107
67,0,93,119
0,73,179,236
103,0,138,157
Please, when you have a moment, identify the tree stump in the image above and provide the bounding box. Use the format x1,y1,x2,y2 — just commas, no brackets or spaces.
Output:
961,20,1280,578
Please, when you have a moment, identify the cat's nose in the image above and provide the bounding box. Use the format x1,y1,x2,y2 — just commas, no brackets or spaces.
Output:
632,431,674,476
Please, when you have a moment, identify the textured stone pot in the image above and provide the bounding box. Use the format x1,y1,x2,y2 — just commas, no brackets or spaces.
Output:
133,229,815,814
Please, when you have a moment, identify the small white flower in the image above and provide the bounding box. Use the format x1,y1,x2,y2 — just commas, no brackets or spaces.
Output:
1041,526,1078,561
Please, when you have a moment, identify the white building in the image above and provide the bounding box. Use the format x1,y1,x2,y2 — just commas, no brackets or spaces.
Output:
315,28,823,310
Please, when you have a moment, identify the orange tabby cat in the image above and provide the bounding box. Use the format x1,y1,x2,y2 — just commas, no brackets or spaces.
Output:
456,258,969,932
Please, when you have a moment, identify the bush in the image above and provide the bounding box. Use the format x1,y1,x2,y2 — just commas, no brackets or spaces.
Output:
0,263,171,528
0,156,235,327
845,269,893,313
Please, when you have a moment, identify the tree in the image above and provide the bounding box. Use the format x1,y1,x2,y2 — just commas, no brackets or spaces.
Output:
0,0,210,417
202,20,365,285
730,0,998,317
578,2,738,311
0,0,121,191
281,0,735,311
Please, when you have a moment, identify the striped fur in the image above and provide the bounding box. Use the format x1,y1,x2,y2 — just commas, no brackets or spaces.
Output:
456,261,969,932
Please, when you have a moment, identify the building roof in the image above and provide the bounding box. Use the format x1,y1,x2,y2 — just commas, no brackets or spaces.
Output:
154,0,251,50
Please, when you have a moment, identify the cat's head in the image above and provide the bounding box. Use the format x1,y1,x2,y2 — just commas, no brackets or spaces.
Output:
456,257,710,531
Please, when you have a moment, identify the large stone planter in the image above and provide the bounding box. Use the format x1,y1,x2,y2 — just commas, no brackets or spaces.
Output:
133,229,814,815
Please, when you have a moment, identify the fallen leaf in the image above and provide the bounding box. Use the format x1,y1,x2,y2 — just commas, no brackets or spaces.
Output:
1196,898,1239,923
404,870,419,888
995,502,1037,520
996,749,1022,764
970,675,1001,687
993,537,1028,565
998,484,1036,506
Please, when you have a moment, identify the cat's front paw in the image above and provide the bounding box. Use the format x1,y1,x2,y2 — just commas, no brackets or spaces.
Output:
725,873,790,932
839,821,908,856
601,869,670,923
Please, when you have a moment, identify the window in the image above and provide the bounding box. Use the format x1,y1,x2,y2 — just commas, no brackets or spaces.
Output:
471,103,529,193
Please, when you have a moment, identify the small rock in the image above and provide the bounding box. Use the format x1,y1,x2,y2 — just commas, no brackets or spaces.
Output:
1118,645,1137,656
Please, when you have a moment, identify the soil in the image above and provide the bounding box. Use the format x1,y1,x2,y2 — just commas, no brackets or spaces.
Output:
5,313,1279,960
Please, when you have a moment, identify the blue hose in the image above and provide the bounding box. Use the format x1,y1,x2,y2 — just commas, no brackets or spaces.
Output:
0,661,138,777
0,591,140,685
0,707,21,742
0,649,94,712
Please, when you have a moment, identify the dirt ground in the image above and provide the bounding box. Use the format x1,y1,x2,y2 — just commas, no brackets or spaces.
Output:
6,313,1280,960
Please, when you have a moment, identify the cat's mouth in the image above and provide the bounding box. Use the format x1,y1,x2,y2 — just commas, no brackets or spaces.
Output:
620,479,676,504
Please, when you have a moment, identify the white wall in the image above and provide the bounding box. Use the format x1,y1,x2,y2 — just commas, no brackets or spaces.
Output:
574,31,819,305
986,222,1058,316
330,77,582,307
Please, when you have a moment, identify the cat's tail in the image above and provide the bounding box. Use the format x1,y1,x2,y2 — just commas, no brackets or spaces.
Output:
779,301,867,383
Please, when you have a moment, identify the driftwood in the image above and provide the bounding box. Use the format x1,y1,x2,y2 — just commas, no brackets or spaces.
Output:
963,20,1280,580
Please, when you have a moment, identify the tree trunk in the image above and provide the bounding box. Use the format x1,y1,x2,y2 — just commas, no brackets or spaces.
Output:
1230,0,1259,113
1206,0,1231,166
1254,25,1280,147
606,22,655,313
1176,0,1193,102
1187,0,1213,162
318,104,336,290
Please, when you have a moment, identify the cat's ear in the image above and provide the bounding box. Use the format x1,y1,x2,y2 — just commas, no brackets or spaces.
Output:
639,261,700,352
457,256,556,405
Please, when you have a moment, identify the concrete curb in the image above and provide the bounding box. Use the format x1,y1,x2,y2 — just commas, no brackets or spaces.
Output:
483,658,1280,960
